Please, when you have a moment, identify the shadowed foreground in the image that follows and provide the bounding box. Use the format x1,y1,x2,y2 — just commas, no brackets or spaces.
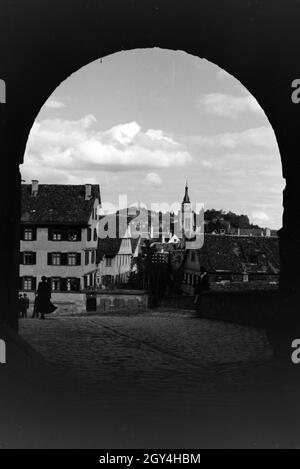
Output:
2,309,298,448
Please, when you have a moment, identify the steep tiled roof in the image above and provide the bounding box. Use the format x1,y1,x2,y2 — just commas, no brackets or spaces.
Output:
97,236,140,262
21,184,100,225
97,238,122,261
182,234,280,274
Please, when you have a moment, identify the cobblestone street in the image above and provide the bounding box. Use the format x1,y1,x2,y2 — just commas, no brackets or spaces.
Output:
18,310,299,448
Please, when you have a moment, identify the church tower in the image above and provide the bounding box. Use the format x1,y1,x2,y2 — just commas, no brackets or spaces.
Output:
181,182,193,244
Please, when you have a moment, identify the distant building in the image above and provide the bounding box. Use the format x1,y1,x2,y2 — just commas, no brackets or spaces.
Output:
180,234,280,295
19,181,101,302
181,182,197,246
96,228,140,286
228,227,278,237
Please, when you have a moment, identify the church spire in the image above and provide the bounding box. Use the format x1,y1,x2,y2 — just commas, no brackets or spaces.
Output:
182,181,190,204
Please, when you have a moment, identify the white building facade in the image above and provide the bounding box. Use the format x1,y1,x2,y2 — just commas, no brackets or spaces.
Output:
19,182,101,303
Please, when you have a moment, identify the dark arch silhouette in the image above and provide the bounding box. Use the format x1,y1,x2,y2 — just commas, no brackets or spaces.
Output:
0,0,299,351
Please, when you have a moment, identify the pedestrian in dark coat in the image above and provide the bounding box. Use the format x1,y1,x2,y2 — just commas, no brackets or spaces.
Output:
37,276,56,319
23,294,29,318
18,294,25,318
32,292,40,318
194,266,210,305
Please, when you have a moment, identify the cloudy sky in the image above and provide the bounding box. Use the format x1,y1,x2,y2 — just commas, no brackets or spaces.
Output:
21,48,284,228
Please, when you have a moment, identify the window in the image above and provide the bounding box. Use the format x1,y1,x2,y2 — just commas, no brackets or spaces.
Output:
23,252,36,265
66,278,80,292
24,277,32,290
91,250,95,264
51,278,61,291
48,252,80,265
68,253,77,266
23,277,36,291
68,230,79,241
93,228,97,241
85,251,89,265
106,257,112,267
87,227,92,242
191,251,196,262
24,228,35,240
51,229,62,241
49,227,81,241
52,253,61,265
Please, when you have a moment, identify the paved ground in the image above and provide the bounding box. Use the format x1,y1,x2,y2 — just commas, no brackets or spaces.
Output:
16,309,300,448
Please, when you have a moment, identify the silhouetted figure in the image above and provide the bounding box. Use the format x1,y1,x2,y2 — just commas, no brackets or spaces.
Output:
37,276,56,319
23,293,29,318
32,292,39,318
194,266,210,306
18,294,25,318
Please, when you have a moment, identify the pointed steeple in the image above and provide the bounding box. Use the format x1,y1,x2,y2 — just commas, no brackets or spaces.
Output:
182,181,190,204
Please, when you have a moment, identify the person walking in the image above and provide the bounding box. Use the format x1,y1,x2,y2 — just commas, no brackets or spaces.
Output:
37,276,56,320
32,291,40,318
194,266,210,306
18,294,24,318
23,293,29,318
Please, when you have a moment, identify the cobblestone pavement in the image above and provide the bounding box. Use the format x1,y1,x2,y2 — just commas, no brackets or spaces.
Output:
18,310,299,448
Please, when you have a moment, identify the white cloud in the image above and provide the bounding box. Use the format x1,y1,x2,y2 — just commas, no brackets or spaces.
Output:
108,122,140,144
45,99,66,109
143,172,163,187
22,116,192,181
197,93,262,118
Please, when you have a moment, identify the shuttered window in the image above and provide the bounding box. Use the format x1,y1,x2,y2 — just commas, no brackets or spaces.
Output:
23,227,37,241
22,252,36,265
22,277,36,291
48,252,80,265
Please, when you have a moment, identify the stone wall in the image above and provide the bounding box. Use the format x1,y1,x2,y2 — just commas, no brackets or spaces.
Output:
198,290,279,328
86,290,149,314
161,290,280,328
19,291,86,316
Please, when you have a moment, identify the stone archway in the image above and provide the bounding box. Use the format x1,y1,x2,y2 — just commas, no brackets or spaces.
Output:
0,0,299,341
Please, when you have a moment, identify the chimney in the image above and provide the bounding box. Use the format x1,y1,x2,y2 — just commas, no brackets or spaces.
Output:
31,180,39,197
85,184,92,200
